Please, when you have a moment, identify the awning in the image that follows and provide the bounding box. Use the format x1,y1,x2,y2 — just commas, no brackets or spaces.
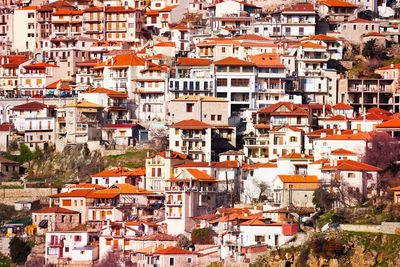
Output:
39,219,48,228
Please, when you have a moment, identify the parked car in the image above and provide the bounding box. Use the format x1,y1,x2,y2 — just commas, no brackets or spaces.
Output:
45,94,56,98
33,95,44,98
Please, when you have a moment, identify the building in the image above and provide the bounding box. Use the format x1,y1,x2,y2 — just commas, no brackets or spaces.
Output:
169,119,212,162
10,101,56,150
13,6,39,53
31,206,80,235
338,18,380,44
165,168,217,235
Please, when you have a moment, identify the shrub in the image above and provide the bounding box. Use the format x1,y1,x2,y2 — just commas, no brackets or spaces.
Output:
191,228,213,244
9,237,31,263
311,237,344,259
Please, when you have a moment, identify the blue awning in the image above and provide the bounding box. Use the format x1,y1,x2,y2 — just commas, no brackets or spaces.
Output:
38,219,48,228
128,215,137,221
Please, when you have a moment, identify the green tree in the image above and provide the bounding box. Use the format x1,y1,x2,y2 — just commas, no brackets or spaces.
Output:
313,187,336,211
362,40,376,58
176,235,192,250
191,228,213,244
9,237,31,264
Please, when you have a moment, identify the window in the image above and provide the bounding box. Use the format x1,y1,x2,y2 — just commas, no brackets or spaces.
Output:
169,257,175,266
222,47,226,53
74,235,81,242
290,136,297,142
348,173,355,178
157,168,161,177
62,199,71,206
186,103,194,112
217,79,227,86
217,115,222,121
353,24,356,30
175,141,179,147
255,235,265,242
231,79,249,87
211,115,216,120
106,239,111,245
61,215,65,223
65,247,69,252
187,258,192,263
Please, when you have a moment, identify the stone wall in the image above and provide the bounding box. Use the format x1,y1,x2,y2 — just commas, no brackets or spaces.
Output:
381,222,400,234
340,224,381,233
0,188,58,205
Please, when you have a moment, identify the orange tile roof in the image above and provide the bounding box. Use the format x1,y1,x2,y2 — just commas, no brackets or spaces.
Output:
243,162,277,169
298,42,326,48
145,10,159,15
24,63,59,69
333,103,353,109
49,189,94,198
279,152,313,159
159,5,179,12
70,184,106,189
323,114,348,121
302,34,339,41
170,119,212,129
320,159,381,171
234,34,271,41
317,0,357,7
240,218,283,226
366,107,392,114
376,118,400,128
257,102,308,115
269,125,303,132
32,206,79,214
352,112,391,121
172,169,216,181
105,6,137,13
363,32,385,37
330,148,357,155
171,25,194,31
127,167,146,176
148,150,190,160
378,63,400,70
281,4,315,13
18,6,39,10
318,132,371,141
154,246,196,255
52,9,83,15
306,128,335,137
153,42,175,47
344,18,374,23
248,53,285,68
176,57,211,66
92,167,131,177
278,175,319,183
84,87,128,98
88,184,155,197
214,57,254,66
391,186,400,191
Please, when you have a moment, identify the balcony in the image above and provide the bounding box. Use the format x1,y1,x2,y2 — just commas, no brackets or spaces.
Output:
166,200,183,206
107,27,126,32
181,146,203,152
181,134,203,140
166,213,182,218
48,241,64,247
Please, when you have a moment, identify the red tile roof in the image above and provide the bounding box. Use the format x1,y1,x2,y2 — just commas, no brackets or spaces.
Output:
105,6,137,13
49,189,94,198
378,63,400,70
318,132,371,141
363,32,385,37
352,112,391,121
248,53,285,68
0,158,18,164
23,63,59,69
279,152,313,159
171,25,195,31
345,18,374,23
281,4,316,14
0,124,13,131
235,34,271,41
92,167,131,177
214,57,254,66
135,233,178,241
367,107,392,114
159,5,179,12
333,103,353,109
317,0,357,7
170,119,212,129
376,118,400,128
269,125,303,132
153,42,175,47
172,169,216,181
302,34,339,41
323,115,348,121
330,148,357,155
320,159,381,171
11,102,49,111
127,167,146,176
176,57,211,66
278,175,319,183
257,102,308,115
32,206,79,214
148,150,189,160
154,246,196,255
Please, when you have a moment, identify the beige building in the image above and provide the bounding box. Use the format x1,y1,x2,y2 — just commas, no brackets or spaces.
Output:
338,18,380,44
31,206,80,235
169,95,228,126
13,6,40,53
169,119,212,162
56,100,104,144
165,169,218,235
145,150,192,193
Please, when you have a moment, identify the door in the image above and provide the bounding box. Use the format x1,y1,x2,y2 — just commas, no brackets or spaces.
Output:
113,239,119,249
275,235,279,246
92,210,96,220
59,247,63,258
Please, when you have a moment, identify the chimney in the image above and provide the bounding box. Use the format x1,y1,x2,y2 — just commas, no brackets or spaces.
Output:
391,64,394,68
333,159,337,166
166,150,171,158
353,129,358,134
321,132,326,138
147,151,150,157
337,129,341,135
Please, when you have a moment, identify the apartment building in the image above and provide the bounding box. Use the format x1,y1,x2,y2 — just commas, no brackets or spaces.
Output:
50,9,83,39
316,0,358,24
56,100,104,144
338,18,380,44
13,6,40,53
169,119,212,162
301,34,343,60
168,57,214,100
10,101,56,149
338,78,398,114
214,57,256,117
19,63,62,96
0,1,13,55
104,6,143,43
82,7,104,40
0,56,29,97
164,168,217,235
145,150,192,193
